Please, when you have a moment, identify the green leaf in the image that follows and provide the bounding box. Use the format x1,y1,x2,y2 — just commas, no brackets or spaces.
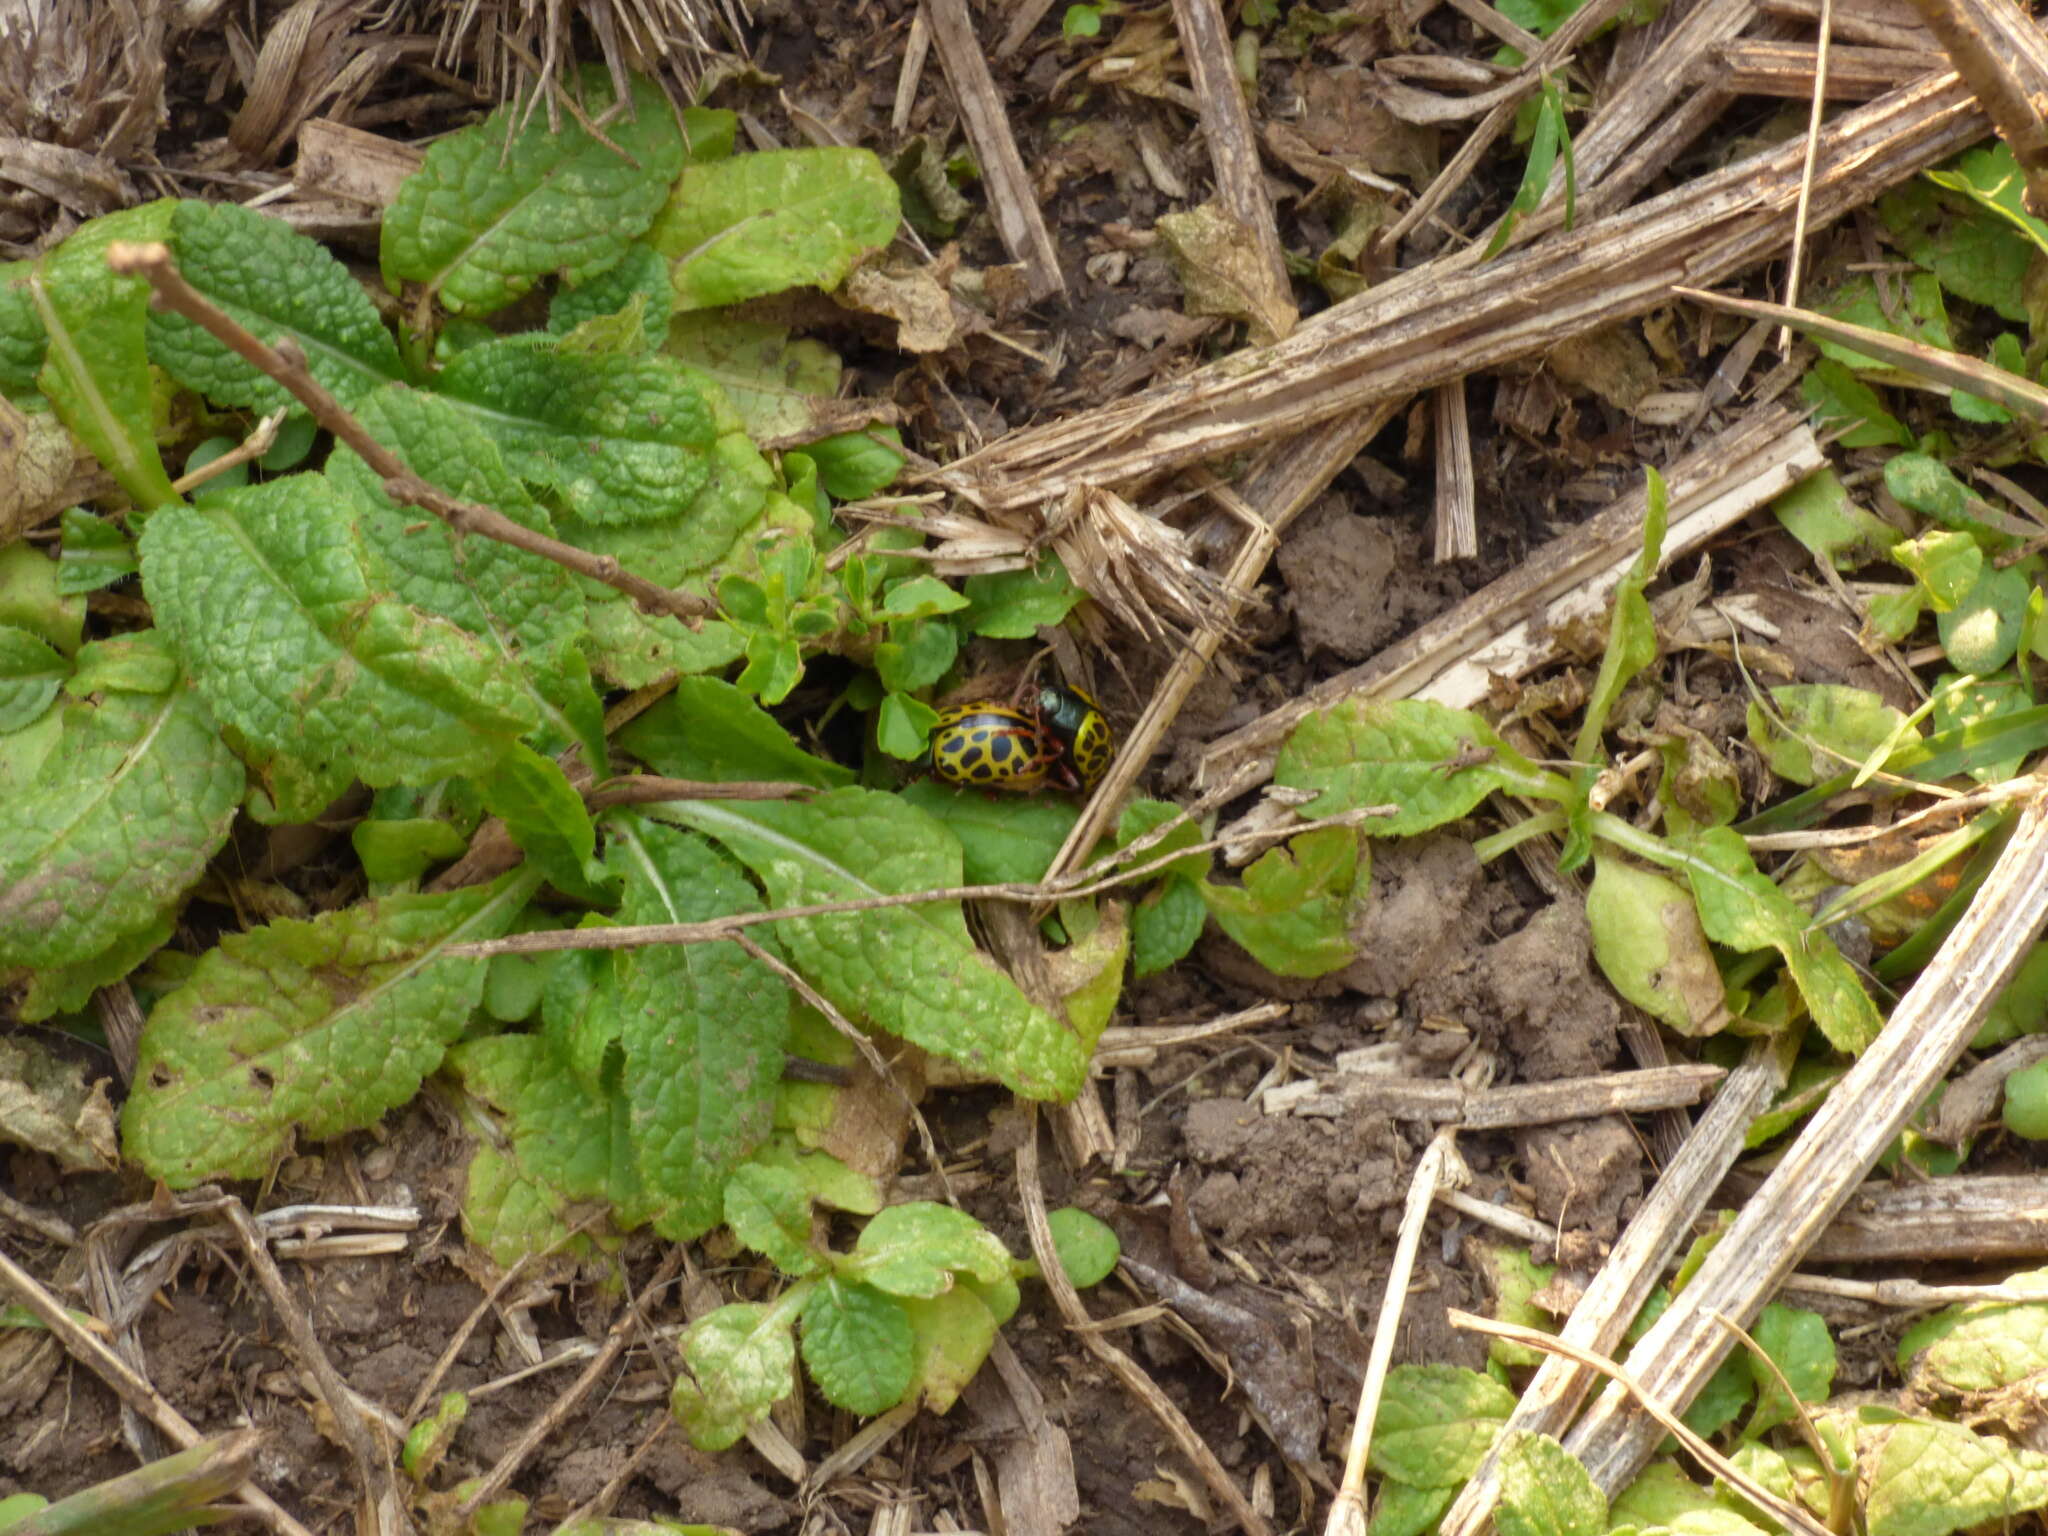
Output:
1924,142,2048,260
900,1282,1001,1413
122,872,536,1184
1371,1484,1459,1536
671,1300,800,1451
1064,4,1104,39
0,541,84,658
1774,468,1905,570
1609,1461,1718,1526
1898,1268,2048,1390
663,790,1088,1099
18,908,178,1025
448,1029,640,1264
1746,684,1927,787
1200,825,1365,977
1940,564,2030,676
962,561,1084,637
1276,697,1567,829
651,148,902,311
1679,827,1884,1053
55,508,138,596
1117,798,1211,881
800,1278,915,1416
28,201,180,508
1798,361,1913,451
0,624,65,731
1133,874,1206,976
1681,1349,1753,1438
1785,468,1908,573
471,744,612,904
436,338,718,525
547,240,674,351
749,1125,884,1216
260,413,319,470
565,432,786,685
382,69,687,315
809,427,906,500
1468,1243,1556,1371
1747,1302,1836,1436
1495,0,1584,37
661,311,843,440
876,574,968,621
0,679,241,972
612,821,789,1241
352,815,469,884
1574,464,1665,767
724,1163,821,1275
873,620,957,694
139,475,541,822
535,940,621,1093
738,632,804,704
2007,1060,2048,1138
1495,1431,1606,1536
1816,272,1952,370
617,676,855,788
1879,170,2036,321
1046,1207,1120,1286
1370,1363,1516,1486
876,690,940,759
1892,529,1983,611
0,258,45,391
844,1201,1014,1297
1586,853,1727,1035
896,781,1078,885
1886,452,2005,537
1863,1416,2048,1536
150,199,407,412
1484,79,1564,258
403,1391,469,1481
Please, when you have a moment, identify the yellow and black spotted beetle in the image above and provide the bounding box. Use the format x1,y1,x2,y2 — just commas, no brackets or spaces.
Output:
927,681,1114,794
1032,683,1114,792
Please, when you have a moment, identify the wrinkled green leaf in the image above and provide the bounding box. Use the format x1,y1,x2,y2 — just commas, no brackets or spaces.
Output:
0,678,241,973
1277,697,1567,829
436,337,718,525
671,1300,799,1451
844,1201,1014,1297
1370,1364,1515,1486
0,625,65,731
664,790,1087,1099
1201,825,1364,977
56,508,138,596
612,821,788,1240
150,199,407,412
383,69,687,315
141,472,542,821
1679,827,1884,1053
1495,1431,1605,1536
618,676,855,788
28,201,179,508
122,873,535,1184
724,1163,821,1276
800,1278,915,1416
651,148,901,311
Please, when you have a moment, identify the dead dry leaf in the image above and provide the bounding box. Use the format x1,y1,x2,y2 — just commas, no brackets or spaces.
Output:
1157,201,1297,346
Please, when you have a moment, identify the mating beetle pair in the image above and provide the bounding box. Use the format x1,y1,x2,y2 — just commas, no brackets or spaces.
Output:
929,683,1114,794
